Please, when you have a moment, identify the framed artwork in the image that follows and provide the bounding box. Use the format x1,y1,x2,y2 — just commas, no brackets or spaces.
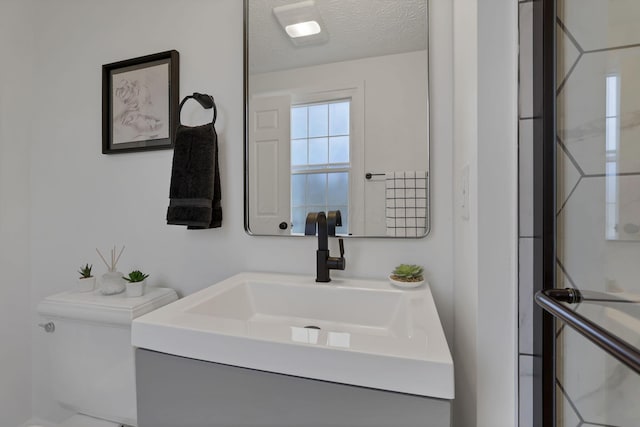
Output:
102,50,179,154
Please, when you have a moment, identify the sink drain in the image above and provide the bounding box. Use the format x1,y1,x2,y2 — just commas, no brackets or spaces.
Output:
304,325,321,330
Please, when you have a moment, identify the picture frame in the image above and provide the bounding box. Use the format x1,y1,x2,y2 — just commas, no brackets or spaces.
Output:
102,50,179,154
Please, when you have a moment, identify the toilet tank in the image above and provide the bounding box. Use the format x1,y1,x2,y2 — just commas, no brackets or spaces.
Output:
37,287,178,426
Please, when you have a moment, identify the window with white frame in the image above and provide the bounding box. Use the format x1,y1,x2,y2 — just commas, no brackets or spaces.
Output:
605,74,619,239
290,99,350,234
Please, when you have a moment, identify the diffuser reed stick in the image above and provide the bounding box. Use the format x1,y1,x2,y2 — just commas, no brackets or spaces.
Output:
114,245,125,268
96,245,125,272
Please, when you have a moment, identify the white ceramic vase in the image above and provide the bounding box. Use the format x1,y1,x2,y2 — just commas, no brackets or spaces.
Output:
99,271,126,295
126,279,146,297
76,276,96,292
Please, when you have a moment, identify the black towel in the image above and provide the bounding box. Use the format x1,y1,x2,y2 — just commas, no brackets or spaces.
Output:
167,93,222,229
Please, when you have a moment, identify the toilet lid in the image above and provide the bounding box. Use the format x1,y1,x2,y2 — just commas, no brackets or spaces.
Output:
57,414,121,427
37,287,178,326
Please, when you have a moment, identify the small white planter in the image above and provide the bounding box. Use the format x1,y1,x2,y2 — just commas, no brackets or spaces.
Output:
76,276,96,292
389,275,426,289
126,279,147,297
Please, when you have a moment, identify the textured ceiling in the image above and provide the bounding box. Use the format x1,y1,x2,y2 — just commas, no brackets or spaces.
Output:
248,0,428,74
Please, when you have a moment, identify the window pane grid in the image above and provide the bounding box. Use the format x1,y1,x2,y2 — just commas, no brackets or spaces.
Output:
290,172,349,235
291,99,351,167
290,99,351,235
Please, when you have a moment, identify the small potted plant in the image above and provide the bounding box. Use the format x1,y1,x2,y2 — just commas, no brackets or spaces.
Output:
123,270,149,297
389,264,425,288
76,263,96,292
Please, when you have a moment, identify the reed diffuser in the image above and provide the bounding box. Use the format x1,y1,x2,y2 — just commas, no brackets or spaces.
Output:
97,245,126,295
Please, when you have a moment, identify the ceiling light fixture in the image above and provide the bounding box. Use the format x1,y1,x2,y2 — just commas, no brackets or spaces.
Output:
273,0,329,46
285,20,321,38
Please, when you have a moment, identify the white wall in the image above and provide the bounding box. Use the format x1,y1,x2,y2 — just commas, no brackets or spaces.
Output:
452,0,479,424
452,0,518,426
0,1,34,426
476,0,518,425
27,0,454,423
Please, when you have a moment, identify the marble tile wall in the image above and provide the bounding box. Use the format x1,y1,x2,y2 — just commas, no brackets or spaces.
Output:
534,0,640,426
520,1,640,424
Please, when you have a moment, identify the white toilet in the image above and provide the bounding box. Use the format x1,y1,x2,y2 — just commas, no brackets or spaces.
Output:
37,287,178,427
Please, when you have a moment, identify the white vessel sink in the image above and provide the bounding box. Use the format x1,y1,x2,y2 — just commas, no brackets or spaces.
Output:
132,272,454,399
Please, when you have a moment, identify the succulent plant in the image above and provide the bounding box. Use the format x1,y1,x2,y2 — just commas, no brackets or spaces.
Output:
78,264,93,279
123,270,149,283
391,264,424,282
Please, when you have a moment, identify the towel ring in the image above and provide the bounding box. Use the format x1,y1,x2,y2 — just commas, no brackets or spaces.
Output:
178,92,217,125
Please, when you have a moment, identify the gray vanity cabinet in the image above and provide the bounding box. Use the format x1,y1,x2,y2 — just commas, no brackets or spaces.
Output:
136,349,451,427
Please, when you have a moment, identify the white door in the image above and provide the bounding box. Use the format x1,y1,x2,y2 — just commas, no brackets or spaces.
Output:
248,94,291,234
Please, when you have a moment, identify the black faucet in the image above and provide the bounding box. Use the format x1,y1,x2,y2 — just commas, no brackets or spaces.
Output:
304,210,346,282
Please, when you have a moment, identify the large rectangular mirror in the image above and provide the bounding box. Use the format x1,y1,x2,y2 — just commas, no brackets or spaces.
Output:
244,0,429,237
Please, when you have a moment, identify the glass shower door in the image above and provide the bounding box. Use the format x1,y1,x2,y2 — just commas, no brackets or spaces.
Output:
555,1,640,425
